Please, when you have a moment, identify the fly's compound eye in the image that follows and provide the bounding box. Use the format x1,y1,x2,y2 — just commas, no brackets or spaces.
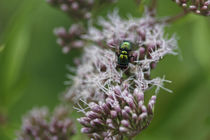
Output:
120,41,132,51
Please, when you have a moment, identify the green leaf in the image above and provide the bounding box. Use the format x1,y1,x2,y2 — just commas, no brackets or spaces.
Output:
3,25,30,91
0,0,41,107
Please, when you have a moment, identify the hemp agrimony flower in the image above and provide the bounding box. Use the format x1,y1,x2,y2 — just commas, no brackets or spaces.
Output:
47,0,117,20
173,0,210,16
65,10,177,103
77,87,157,139
54,24,86,54
48,0,119,54
16,106,75,140
64,10,178,139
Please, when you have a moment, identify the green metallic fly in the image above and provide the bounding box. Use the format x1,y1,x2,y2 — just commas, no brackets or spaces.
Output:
117,41,132,68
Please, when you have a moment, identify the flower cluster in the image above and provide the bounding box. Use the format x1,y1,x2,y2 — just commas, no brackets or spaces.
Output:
78,87,157,139
173,0,210,16
65,10,177,103
16,106,75,140
65,10,178,139
54,24,85,54
46,0,117,20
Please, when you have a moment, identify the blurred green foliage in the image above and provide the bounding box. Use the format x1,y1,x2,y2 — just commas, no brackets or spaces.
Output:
0,0,210,140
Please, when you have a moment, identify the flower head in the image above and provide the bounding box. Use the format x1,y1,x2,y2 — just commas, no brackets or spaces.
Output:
173,0,210,16
47,0,117,20
16,106,75,140
64,10,177,103
64,9,179,139
77,87,157,139
54,24,85,53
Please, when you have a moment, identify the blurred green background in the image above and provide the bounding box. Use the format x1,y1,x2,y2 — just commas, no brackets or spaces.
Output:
0,0,210,140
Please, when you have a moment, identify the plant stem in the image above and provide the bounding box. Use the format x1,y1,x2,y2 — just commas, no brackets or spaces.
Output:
127,136,133,140
149,0,157,12
0,113,6,125
165,10,189,23
135,0,141,5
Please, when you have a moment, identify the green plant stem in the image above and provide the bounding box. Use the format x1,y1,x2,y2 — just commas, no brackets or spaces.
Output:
149,0,157,12
135,0,141,5
165,10,189,23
